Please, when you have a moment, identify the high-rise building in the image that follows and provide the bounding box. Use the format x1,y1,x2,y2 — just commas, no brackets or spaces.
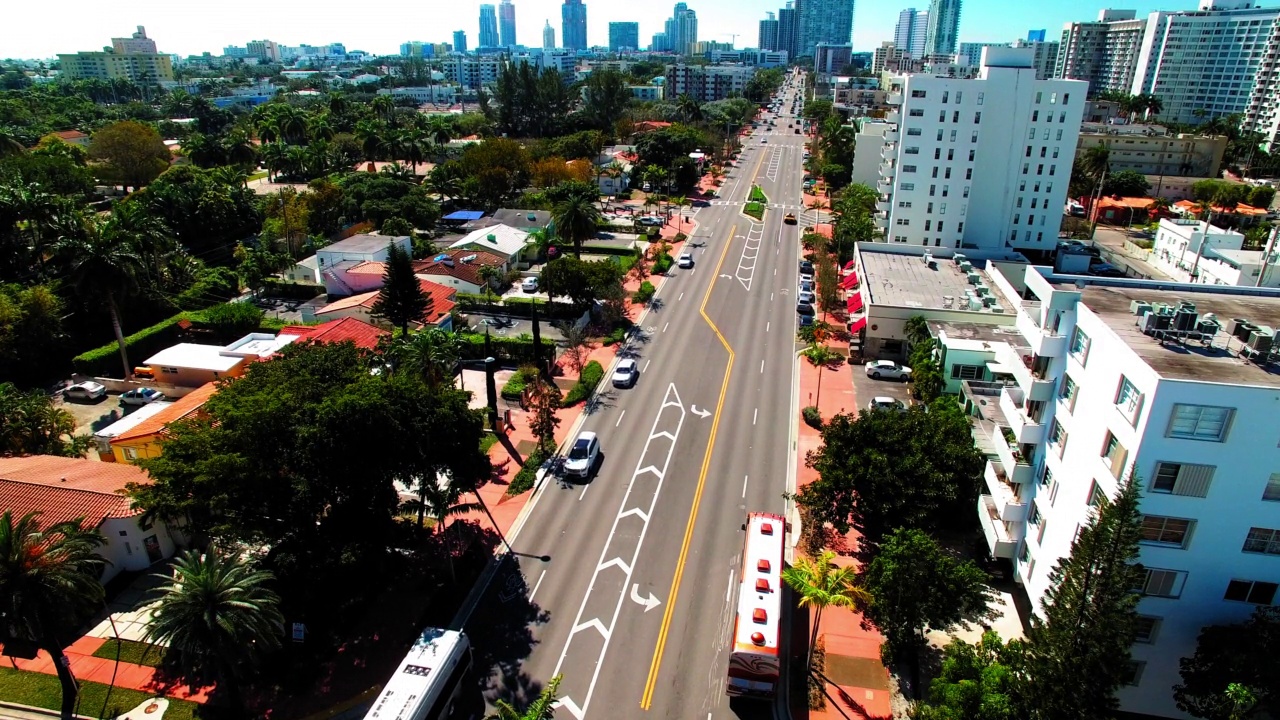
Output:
958,42,1008,68
245,40,281,62
609,22,640,52
650,32,671,52
759,12,780,52
665,3,699,56
111,26,157,55
923,0,962,57
478,5,500,48
1027,28,1047,42
664,64,755,101
778,2,800,60
562,0,588,51
544,21,557,50
798,0,855,59
400,41,433,58
1243,17,1280,152
814,43,853,74
60,28,173,85
871,41,906,74
499,0,517,47
1012,38,1060,81
868,47,1086,252
453,30,468,53
893,9,930,59
1055,10,1146,97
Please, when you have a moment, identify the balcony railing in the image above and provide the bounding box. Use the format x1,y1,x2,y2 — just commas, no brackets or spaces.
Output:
1000,386,1045,444
985,461,1029,522
991,424,1035,484
978,495,1017,559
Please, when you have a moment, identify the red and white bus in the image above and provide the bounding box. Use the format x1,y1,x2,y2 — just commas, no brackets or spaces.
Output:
726,512,786,699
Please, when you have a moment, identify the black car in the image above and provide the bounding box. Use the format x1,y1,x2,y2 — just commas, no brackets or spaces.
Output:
799,260,814,274
796,302,816,317
692,199,710,207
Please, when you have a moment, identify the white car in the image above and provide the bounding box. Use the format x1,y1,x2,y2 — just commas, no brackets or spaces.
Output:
521,276,539,293
64,381,106,401
799,272,814,284
865,360,912,382
678,252,694,268
612,358,638,388
868,396,906,412
564,431,600,478
797,290,815,305
120,387,166,406
637,216,665,227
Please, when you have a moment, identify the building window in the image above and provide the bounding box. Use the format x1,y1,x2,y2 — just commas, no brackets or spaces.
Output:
1134,616,1161,644
968,149,975,161
1265,473,1280,501
1224,579,1278,605
1087,480,1108,509
1069,327,1090,365
909,108,924,117
1167,404,1234,441
911,89,927,98
123,447,139,460
1101,431,1128,476
1063,92,1070,105
1056,129,1063,141
1115,376,1143,425
907,127,922,136
977,92,984,105
966,168,972,180
1060,374,1079,412
900,182,915,190
895,218,910,226
1243,527,1280,555
1137,568,1187,598
902,165,918,173
1123,662,1147,687
1022,163,1029,175
1151,462,1215,497
1048,419,1068,456
974,112,982,123
1140,516,1194,548
971,131,978,142
1032,110,1039,121
906,146,921,155
951,364,984,380
925,220,932,231
898,201,912,208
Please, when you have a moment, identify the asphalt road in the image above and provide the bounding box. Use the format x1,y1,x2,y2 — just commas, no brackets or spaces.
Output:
465,73,811,720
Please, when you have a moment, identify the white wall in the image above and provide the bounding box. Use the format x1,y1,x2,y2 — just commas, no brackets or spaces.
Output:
96,516,178,583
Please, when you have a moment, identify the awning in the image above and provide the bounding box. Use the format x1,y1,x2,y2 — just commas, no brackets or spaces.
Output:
848,316,867,334
840,272,859,290
843,259,856,271
443,210,485,221
846,293,864,314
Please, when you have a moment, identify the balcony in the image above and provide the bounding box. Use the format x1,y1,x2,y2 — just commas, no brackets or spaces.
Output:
886,92,902,105
991,423,1035,484
984,461,1029,522
876,200,891,214
885,110,900,124
979,495,1017,559
1000,386,1045,444
1016,302,1069,358
995,344,1055,403
881,142,897,160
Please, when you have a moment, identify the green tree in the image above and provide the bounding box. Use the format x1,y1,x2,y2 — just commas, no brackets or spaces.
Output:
539,255,623,307
552,195,603,258
1020,473,1145,720
782,550,871,680
477,264,504,305
0,511,106,720
676,94,704,123
1102,170,1151,198
912,631,1023,720
143,546,284,707
385,327,462,388
486,674,562,720
88,120,170,191
372,242,430,335
861,528,993,692
1174,607,1280,720
582,69,633,130
0,283,67,385
0,383,88,457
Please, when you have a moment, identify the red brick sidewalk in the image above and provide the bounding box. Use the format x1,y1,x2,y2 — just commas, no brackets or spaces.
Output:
3,636,211,703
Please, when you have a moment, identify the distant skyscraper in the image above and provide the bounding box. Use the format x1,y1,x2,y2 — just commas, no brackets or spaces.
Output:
923,0,961,57
1027,28,1046,42
499,0,517,47
111,26,158,54
759,12,780,52
650,32,670,52
893,9,929,58
478,5,500,48
609,22,640,52
453,30,468,53
798,0,854,58
543,20,556,50
562,0,587,51
777,2,799,59
665,3,698,55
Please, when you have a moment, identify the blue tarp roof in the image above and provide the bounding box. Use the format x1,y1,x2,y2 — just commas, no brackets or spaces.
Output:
443,210,485,221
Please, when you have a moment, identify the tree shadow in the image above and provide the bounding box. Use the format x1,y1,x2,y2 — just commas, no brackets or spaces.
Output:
465,555,552,712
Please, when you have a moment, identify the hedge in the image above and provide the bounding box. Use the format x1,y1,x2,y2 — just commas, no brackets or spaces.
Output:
263,279,326,300
457,333,557,364
564,360,604,405
501,367,535,400
507,447,548,496
632,281,656,304
455,294,585,322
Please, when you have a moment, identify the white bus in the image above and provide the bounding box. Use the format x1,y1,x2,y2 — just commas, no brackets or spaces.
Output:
364,628,473,720
726,512,786,699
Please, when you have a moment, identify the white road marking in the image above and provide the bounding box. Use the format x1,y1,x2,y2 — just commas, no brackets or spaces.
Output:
679,292,684,301
753,407,758,425
766,321,771,333
663,322,669,333
579,482,590,501
742,474,749,497
735,222,764,291
615,410,626,427
529,569,547,602
770,292,774,302
644,360,651,372
726,570,735,602
761,359,765,374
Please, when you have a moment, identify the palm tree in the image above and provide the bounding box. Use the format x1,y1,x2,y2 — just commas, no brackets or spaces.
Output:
425,116,454,148
108,200,173,282
260,142,287,182
371,95,397,126
781,550,870,680
388,327,461,387
306,113,335,142
486,674,562,720
552,195,603,258
402,128,430,174
143,546,283,707
354,119,385,161
54,212,147,379
1142,94,1163,120
676,94,703,123
670,195,689,231
477,264,503,305
0,511,107,720
402,476,482,581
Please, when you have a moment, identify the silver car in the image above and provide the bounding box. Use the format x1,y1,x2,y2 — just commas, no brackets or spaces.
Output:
865,360,912,382
564,431,600,478
64,381,106,401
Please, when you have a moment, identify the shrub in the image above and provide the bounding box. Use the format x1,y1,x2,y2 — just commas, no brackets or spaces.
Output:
801,405,823,428
202,302,265,341
651,253,674,275
802,344,844,367
501,366,536,400
72,314,186,377
176,267,240,309
601,325,628,346
564,360,604,405
744,201,764,220
632,280,657,304
507,447,547,495
674,232,687,243
261,279,325,301
749,185,768,204
458,333,557,363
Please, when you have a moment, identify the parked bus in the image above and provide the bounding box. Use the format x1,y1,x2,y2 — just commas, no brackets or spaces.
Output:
726,512,787,699
364,628,473,720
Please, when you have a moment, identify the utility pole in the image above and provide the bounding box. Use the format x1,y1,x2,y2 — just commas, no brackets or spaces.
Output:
1255,225,1278,288
1188,211,1214,282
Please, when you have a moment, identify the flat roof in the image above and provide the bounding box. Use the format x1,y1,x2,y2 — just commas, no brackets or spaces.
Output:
861,249,1017,313
1061,283,1280,386
322,234,407,255
144,344,244,372
92,400,175,439
928,320,1028,351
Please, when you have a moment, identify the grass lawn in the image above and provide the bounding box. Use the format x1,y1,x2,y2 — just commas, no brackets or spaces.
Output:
0,666,205,720
749,185,769,204
744,201,765,220
91,639,166,668
479,433,500,454
247,169,269,182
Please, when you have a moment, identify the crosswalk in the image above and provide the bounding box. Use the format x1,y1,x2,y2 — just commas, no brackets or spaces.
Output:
708,200,807,210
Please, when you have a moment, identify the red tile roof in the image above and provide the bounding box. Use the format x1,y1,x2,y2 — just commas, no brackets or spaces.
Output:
281,317,389,351
346,260,386,275
110,382,218,443
1173,199,1268,216
317,280,457,327
53,130,88,140
0,455,151,529
413,248,506,287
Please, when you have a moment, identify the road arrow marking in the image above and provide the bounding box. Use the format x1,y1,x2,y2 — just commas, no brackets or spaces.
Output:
690,405,712,419
571,618,611,639
618,507,649,522
719,274,732,279
552,696,586,720
635,465,665,480
630,584,662,612
596,557,631,574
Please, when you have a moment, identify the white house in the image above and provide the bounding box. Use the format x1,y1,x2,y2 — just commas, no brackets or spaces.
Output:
1149,219,1280,288
284,254,321,284
377,85,459,104
448,224,533,267
316,234,411,296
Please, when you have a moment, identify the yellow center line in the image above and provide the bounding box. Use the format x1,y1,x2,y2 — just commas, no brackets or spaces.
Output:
640,223,737,710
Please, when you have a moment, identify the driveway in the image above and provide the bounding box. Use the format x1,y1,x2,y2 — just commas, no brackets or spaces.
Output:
850,364,914,414
57,394,133,437
1088,224,1173,280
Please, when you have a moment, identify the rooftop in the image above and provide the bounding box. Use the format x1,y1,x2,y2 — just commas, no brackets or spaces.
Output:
92,400,176,440
448,224,531,259
321,233,409,255
1061,282,1280,386
111,382,219,443
860,248,1022,313
928,320,1029,351
317,279,456,326
280,317,389,351
144,344,245,372
491,208,551,229
414,248,507,286
0,455,151,528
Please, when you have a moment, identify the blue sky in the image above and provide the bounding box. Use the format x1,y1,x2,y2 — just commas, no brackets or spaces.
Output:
2,0,1253,60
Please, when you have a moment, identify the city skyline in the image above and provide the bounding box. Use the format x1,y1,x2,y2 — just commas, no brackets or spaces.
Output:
4,0,1272,59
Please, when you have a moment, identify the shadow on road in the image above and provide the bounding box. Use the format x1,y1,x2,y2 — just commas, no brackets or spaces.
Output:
465,555,552,712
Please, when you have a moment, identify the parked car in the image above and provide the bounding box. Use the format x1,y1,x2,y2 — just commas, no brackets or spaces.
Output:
799,259,814,274
800,279,814,293
678,252,694,268
799,314,814,327
799,271,814,284
692,199,710,207
564,431,600,478
521,276,539,293
642,182,652,192
796,302,816,317
867,396,906,412
637,216,665,226
865,360,912,381
612,359,639,388
120,387,165,406
64,381,106,402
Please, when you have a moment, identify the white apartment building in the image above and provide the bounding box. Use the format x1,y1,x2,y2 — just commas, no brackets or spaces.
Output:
376,86,459,105
1056,9,1147,95
961,263,1280,718
1242,26,1280,153
1011,38,1061,80
442,57,505,89
958,42,1009,68
851,120,893,188
869,47,1086,254
662,64,754,102
1149,218,1280,288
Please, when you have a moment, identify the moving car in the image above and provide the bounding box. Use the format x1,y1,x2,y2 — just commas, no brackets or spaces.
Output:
521,276,539,293
564,431,600,478
642,182,652,192
612,359,638,388
796,302,816,317
64,381,107,401
865,360,912,381
678,252,694,268
784,213,797,224
867,397,906,412
120,387,165,406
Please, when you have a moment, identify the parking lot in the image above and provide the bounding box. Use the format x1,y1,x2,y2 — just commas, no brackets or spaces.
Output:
850,361,915,414
56,393,135,437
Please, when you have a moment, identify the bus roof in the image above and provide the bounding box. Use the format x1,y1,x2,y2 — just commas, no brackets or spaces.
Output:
364,628,468,720
733,512,785,656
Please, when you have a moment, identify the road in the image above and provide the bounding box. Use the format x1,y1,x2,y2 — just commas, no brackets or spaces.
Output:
465,73,811,720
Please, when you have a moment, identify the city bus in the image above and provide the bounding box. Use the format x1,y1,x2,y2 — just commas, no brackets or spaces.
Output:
363,627,474,720
726,512,787,699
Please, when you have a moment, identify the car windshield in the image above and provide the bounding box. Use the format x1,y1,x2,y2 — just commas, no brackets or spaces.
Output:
569,441,591,460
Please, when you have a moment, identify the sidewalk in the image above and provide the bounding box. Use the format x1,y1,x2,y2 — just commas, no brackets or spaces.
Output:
2,636,210,704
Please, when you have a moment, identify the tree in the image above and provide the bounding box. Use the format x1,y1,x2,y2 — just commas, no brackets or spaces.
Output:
797,402,985,547
1102,170,1151,199
540,256,623,307
0,511,106,720
582,69,633,131
386,326,462,388
552,195,603,258
525,369,562,453
556,320,592,375
1019,473,1145,720
676,94,704,123
477,264,503,305
0,283,68,386
486,674,562,720
782,550,870,680
1174,607,1280,719
860,528,992,693
143,546,284,706
372,242,430,335
88,120,170,191
0,383,89,458
912,631,1024,720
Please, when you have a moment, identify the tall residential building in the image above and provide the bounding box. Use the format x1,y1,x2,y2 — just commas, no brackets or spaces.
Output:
543,21,556,50
759,12,781,52
871,41,906,74
246,39,281,62
798,0,855,59
650,32,671,52
814,43,853,74
1055,10,1146,97
562,0,588,51
958,42,1009,68
664,64,755,101
479,5,500,48
778,2,801,60
1011,39,1061,81
1242,19,1280,153
665,3,699,56
111,26,157,55
894,9,930,59
58,49,173,84
869,47,1086,253
453,30,468,53
609,22,640,52
499,0,518,47
923,0,962,57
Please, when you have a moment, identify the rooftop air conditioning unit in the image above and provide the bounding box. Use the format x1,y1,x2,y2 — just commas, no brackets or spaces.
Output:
1248,327,1275,354
922,251,932,265
1224,318,1249,337
967,272,981,284
1130,300,1151,315
462,254,478,263
960,261,974,272
968,296,984,311
953,253,967,265
442,258,455,267
983,295,997,307
990,303,1005,313
1234,320,1257,342
975,284,990,297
